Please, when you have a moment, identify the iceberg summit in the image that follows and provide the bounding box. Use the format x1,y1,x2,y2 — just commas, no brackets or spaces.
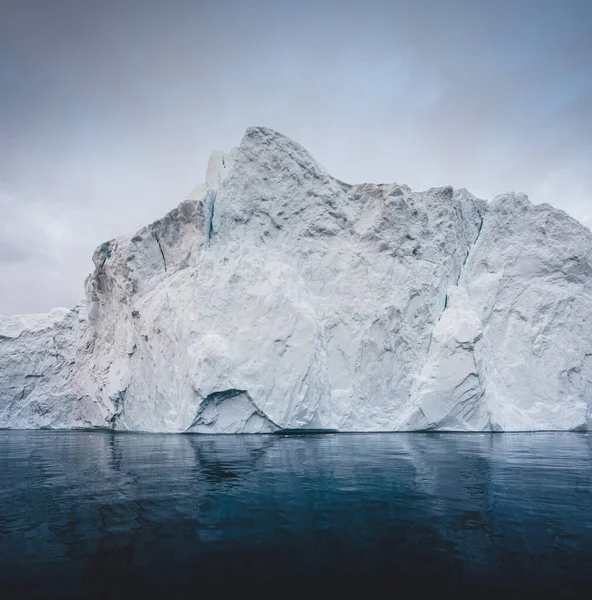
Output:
1,127,591,433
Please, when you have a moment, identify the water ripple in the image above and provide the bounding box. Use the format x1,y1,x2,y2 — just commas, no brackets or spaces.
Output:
0,431,591,597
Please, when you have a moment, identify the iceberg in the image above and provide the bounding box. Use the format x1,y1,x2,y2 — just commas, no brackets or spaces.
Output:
1,127,591,432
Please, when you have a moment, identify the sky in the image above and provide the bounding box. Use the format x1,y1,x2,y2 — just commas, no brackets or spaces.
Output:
1,0,591,314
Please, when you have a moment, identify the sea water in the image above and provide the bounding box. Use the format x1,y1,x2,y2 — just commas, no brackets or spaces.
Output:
1,431,591,597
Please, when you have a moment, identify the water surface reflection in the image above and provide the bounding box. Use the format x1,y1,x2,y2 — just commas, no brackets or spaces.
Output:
0,432,591,597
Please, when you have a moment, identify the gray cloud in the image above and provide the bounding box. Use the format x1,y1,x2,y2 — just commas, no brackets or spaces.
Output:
1,0,591,313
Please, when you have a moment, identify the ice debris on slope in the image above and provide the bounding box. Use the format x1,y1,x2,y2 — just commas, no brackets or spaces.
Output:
1,127,591,432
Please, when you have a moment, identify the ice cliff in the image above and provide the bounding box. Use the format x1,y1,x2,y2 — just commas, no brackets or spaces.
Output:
2,127,591,432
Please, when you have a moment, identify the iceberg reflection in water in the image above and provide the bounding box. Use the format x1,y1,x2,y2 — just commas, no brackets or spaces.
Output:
1,431,591,597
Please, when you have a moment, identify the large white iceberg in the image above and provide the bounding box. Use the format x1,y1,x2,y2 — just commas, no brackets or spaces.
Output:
1,127,591,432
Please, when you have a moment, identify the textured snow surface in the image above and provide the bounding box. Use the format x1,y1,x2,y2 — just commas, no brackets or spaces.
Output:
1,127,591,432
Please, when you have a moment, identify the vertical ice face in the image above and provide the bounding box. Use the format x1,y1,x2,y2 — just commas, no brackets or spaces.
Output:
1,127,591,432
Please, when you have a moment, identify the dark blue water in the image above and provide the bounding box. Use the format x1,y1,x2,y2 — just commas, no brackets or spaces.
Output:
1,431,591,598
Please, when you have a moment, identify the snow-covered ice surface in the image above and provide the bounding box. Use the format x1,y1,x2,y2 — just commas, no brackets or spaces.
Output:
1,127,591,432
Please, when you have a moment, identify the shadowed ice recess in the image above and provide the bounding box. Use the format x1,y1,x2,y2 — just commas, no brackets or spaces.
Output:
1,431,591,596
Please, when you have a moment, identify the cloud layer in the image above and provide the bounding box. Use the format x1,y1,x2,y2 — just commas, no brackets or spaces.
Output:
1,0,590,313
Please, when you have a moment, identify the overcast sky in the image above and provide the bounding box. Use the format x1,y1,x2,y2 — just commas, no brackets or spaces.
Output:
1,0,591,314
